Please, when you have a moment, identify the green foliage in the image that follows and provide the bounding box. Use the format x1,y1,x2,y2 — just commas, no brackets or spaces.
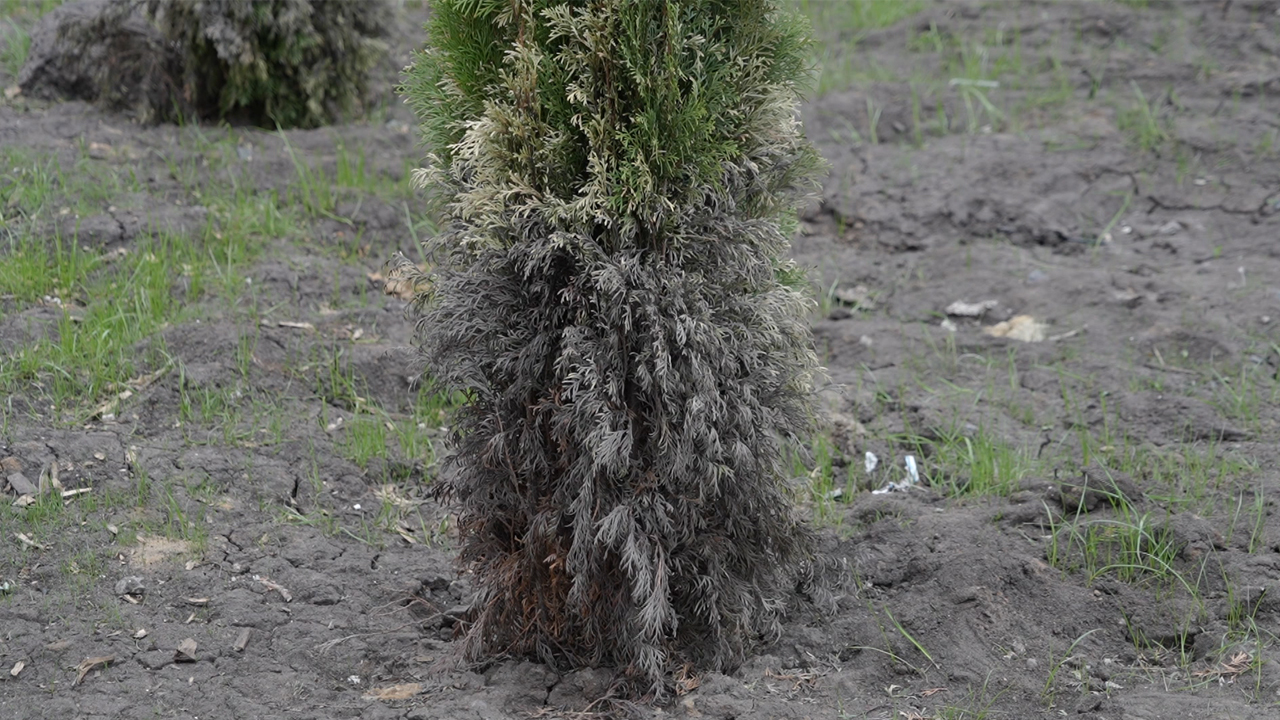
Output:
146,0,392,128
400,0,827,698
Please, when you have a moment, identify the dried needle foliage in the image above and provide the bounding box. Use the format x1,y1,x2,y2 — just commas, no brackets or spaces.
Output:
399,0,827,698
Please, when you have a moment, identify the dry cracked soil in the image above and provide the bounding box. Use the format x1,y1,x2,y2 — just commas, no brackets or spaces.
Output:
2,1,1280,719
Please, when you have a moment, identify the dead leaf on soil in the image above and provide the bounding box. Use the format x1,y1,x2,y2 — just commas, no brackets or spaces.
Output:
38,460,62,494
370,263,428,301
175,638,198,663
834,284,876,310
90,389,132,421
1193,652,1252,683
363,683,423,701
984,314,1047,342
233,628,251,652
276,320,315,331
374,484,422,509
256,575,292,602
0,456,20,474
185,597,209,606
674,662,702,695
44,639,72,652
133,629,147,639
14,532,45,550
4,85,20,99
920,687,948,696
12,495,35,507
946,299,998,317
10,661,24,677
73,655,115,685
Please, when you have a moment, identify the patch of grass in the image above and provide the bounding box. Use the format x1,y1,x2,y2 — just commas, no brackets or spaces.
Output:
1115,441,1255,516
1116,81,1172,153
0,0,63,17
0,165,289,419
796,0,926,95
1042,628,1099,708
160,481,208,551
1044,492,1198,601
1,18,31,78
920,423,1036,497
1209,359,1279,432
279,132,408,222
341,413,390,469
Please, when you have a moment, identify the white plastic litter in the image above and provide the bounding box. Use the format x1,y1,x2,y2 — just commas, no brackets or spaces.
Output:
872,455,921,494
864,451,879,474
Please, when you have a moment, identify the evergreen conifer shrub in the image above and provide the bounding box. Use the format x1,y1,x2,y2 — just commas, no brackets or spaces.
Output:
399,0,826,697
147,0,392,128
21,0,392,128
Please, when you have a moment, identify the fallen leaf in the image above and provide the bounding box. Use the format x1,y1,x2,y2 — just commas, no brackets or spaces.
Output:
185,597,209,606
256,575,292,602
14,532,45,550
233,628,251,652
0,456,20,473
175,638,198,662
61,488,92,500
107,524,119,535
44,639,72,652
133,628,147,639
946,299,999,317
10,660,24,677
4,85,19,99
834,284,876,309
38,461,61,494
363,683,423,701
12,494,35,508
74,655,116,685
277,321,315,331
983,314,1047,342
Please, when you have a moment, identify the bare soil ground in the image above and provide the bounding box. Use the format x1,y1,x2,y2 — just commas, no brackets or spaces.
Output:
1,1,1279,718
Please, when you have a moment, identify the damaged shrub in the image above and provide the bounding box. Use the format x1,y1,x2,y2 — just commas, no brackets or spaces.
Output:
399,0,826,698
19,0,392,128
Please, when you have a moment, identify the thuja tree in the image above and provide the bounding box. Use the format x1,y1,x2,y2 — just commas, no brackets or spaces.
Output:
400,0,826,697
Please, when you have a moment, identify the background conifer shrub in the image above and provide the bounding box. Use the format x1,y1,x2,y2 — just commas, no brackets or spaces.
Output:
19,0,392,128
399,0,827,697
146,0,393,128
